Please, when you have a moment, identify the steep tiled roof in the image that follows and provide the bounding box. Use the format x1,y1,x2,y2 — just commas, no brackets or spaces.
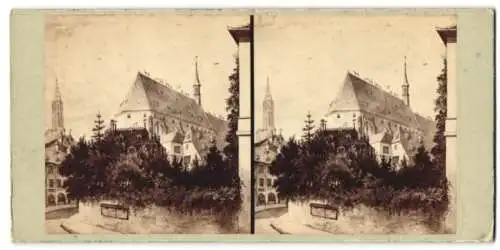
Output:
328,72,420,129
117,72,226,134
369,131,393,144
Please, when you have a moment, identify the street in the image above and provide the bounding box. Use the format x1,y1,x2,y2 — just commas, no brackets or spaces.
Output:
45,206,78,234
255,206,287,234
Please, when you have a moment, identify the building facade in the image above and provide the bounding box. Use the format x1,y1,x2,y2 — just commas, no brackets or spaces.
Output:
45,80,75,206
254,78,285,206
112,58,227,168
325,62,435,169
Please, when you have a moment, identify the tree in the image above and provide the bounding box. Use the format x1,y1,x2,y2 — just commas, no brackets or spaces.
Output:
223,55,239,168
203,140,230,187
92,112,106,142
269,137,301,199
60,137,91,203
430,58,447,186
302,112,315,143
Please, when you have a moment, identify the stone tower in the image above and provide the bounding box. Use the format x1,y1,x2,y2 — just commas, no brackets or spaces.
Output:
262,76,275,131
402,56,410,107
52,79,64,130
193,56,202,106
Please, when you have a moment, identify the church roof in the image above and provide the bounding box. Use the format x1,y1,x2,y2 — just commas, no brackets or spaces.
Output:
327,72,421,129
117,72,224,133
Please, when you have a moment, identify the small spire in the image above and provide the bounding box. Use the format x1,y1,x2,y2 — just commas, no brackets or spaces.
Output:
55,78,62,101
403,56,409,86
265,76,272,99
194,56,200,85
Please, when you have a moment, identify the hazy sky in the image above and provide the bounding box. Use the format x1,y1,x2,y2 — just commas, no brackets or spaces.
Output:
45,13,248,139
254,13,455,139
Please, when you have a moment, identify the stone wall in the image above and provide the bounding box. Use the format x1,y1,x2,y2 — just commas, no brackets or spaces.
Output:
287,200,445,234
73,200,238,234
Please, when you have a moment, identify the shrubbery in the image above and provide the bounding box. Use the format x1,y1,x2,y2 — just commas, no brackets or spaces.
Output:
270,125,449,230
60,129,241,216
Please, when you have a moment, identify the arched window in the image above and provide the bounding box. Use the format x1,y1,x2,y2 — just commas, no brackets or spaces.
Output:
257,193,266,206
268,193,277,204
57,193,67,205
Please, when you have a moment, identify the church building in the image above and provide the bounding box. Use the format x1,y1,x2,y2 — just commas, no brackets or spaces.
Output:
325,59,435,169
254,77,285,206
45,80,75,206
112,57,227,168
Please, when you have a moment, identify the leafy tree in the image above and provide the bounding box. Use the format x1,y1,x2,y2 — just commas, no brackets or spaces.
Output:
60,137,91,203
269,137,301,199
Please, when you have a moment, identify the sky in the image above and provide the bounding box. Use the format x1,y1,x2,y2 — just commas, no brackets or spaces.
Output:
254,13,456,139
45,13,248,139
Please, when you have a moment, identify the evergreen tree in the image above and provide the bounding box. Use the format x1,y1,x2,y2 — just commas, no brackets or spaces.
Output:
302,112,315,143
91,112,105,142
223,55,239,170
431,58,448,186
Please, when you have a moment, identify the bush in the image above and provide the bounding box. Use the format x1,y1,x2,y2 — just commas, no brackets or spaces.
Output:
271,122,449,230
60,129,241,217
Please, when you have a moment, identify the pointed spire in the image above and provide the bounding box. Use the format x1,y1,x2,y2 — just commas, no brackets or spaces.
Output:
402,56,410,107
193,56,202,106
403,56,409,86
265,76,272,99
194,56,200,85
55,78,62,101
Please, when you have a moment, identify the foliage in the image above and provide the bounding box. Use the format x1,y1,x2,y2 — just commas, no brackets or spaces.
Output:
271,112,450,230
60,129,241,215
430,58,448,186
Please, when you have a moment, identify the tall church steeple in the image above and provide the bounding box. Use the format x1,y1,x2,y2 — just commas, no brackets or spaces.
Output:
52,79,64,130
263,76,275,131
402,56,410,107
193,56,202,106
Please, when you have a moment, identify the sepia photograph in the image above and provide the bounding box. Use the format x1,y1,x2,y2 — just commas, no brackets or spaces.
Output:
253,13,457,235
44,12,251,234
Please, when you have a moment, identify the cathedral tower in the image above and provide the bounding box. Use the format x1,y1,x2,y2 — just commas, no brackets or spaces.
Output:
52,79,64,130
263,76,275,131
193,56,202,106
402,56,410,107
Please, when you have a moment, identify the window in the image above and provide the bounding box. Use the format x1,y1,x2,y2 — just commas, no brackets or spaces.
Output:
57,179,63,188
48,179,54,188
48,166,54,174
267,179,272,187
174,145,181,154
382,146,389,154
183,155,191,164
127,114,131,119
392,156,400,163
337,114,341,119
310,203,339,220
393,144,398,150
259,178,264,187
